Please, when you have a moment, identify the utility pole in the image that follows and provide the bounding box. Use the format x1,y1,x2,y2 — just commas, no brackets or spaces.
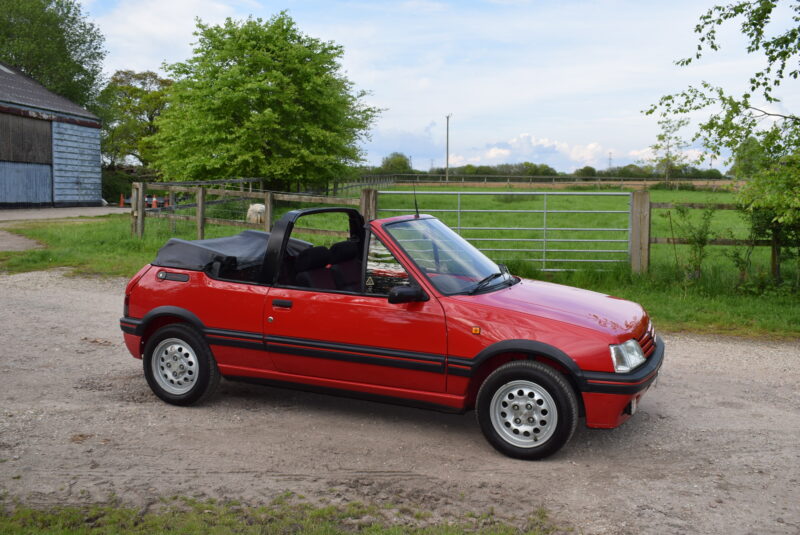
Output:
445,113,452,182
608,151,612,170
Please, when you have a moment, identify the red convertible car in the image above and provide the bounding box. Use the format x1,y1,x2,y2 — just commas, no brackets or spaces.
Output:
120,207,664,459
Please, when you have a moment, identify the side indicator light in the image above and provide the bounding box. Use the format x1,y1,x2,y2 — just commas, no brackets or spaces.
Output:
471,327,481,335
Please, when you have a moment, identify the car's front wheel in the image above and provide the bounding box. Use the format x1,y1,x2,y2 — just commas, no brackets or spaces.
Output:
143,324,220,406
476,360,578,460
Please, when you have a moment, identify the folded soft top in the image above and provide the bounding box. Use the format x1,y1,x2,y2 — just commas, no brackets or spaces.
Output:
153,230,312,271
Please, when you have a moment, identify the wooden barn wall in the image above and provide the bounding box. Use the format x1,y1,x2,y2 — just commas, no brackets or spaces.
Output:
0,161,52,203
52,122,101,204
0,113,52,164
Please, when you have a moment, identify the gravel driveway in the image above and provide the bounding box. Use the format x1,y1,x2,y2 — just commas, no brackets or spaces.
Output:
0,269,798,534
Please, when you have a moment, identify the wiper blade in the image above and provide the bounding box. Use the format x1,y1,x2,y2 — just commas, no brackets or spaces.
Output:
469,272,504,294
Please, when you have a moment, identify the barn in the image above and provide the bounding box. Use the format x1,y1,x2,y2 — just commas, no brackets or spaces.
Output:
0,61,102,207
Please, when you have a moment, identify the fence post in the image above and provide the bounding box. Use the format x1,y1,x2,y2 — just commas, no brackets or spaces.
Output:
196,186,206,240
130,183,138,237
264,191,273,232
360,188,377,221
629,190,650,273
168,190,176,234
134,182,146,239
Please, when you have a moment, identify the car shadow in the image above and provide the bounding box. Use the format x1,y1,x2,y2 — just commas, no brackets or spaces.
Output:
217,377,479,439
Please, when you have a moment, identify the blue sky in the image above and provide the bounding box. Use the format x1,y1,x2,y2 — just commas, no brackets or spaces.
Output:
83,0,798,171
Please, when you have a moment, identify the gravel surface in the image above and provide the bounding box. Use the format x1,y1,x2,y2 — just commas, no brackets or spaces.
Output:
0,269,798,534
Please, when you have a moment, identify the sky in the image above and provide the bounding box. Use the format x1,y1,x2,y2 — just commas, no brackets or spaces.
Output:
81,0,799,172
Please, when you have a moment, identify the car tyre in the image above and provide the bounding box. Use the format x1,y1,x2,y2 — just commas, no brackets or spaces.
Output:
476,360,578,460
143,324,220,406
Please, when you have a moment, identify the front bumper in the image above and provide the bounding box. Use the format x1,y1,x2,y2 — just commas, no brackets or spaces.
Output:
579,335,665,428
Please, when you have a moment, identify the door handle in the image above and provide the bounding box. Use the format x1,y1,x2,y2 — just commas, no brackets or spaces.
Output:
272,299,293,309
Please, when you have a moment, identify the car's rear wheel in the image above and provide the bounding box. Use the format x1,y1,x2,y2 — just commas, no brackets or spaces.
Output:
476,360,578,460
143,324,219,406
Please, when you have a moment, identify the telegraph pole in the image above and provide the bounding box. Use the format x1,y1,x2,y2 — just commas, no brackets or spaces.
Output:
445,113,452,182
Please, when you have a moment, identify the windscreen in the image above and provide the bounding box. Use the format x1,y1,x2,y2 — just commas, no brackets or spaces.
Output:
384,218,510,295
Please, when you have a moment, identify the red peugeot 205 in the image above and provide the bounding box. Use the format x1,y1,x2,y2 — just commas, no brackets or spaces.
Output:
121,207,664,460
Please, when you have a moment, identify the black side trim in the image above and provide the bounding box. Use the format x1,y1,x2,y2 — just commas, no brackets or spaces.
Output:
580,336,665,395
267,341,443,373
224,375,464,414
204,327,263,341
206,336,265,351
446,364,472,377
266,334,446,364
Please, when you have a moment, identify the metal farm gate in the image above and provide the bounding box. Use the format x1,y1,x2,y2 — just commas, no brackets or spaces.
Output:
377,190,640,272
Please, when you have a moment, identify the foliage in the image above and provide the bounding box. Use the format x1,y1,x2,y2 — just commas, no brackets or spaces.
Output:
0,0,106,107
147,13,379,188
646,1,800,164
95,70,172,167
740,153,800,225
646,117,691,181
379,152,413,174
671,205,717,279
574,165,597,177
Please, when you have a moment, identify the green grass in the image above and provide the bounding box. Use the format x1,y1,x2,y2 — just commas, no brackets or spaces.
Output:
0,496,558,535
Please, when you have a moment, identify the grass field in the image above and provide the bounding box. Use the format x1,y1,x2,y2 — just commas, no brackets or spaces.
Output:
1,183,798,338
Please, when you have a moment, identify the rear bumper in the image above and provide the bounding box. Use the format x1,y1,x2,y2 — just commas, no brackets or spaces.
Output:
579,336,664,428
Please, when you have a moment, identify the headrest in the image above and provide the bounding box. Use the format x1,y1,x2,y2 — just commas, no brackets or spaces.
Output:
330,241,359,263
295,246,331,272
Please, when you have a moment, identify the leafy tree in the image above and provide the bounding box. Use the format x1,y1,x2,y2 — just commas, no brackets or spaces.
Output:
0,0,106,107
379,152,413,174
95,70,172,167
646,117,691,182
740,153,800,225
646,1,799,166
574,165,597,177
147,13,379,187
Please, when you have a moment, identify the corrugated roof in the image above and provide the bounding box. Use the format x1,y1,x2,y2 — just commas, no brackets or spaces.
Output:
0,61,99,121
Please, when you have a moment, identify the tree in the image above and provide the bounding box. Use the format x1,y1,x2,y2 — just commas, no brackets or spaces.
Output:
95,70,172,167
0,0,106,107
646,117,691,182
574,165,597,178
646,1,799,165
379,152,412,174
147,13,379,187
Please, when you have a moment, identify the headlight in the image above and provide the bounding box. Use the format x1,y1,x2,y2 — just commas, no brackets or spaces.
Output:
610,339,646,373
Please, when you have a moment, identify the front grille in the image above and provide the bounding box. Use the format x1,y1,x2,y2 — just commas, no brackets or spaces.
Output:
637,321,656,357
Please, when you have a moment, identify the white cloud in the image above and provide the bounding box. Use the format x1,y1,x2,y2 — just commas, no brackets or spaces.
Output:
484,147,511,160
95,0,244,74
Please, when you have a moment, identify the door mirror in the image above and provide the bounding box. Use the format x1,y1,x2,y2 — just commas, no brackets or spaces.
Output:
388,285,428,304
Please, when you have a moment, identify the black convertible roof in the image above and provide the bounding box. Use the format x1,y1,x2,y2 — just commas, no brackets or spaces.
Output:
153,230,311,272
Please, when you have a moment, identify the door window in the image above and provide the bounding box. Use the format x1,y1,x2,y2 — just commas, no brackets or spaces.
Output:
364,233,411,295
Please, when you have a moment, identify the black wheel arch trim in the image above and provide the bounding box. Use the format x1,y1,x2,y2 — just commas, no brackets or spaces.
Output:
450,339,584,378
124,306,205,336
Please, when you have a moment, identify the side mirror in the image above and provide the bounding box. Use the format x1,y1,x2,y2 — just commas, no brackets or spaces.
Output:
388,285,428,304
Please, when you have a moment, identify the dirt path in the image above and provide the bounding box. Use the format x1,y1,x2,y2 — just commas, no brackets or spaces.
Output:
0,270,798,534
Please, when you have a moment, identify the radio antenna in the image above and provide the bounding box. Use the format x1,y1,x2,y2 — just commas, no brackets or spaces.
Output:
413,182,420,218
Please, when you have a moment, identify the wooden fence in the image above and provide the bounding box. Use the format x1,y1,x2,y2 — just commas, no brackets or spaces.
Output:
630,191,779,276
131,180,377,240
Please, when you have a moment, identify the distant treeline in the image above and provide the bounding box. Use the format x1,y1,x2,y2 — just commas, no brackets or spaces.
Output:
356,153,725,180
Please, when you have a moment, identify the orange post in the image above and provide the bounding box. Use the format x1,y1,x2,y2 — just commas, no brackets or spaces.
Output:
151,197,157,209
119,193,125,207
